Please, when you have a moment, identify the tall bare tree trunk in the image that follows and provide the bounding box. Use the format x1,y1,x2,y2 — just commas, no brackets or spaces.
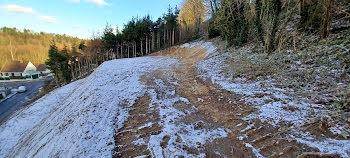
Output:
87,58,89,73
73,62,76,80
321,0,333,38
71,63,75,80
172,28,175,46
91,57,93,70
151,31,154,51
82,59,85,75
87,58,90,72
96,55,98,67
168,29,171,46
141,39,143,56
166,29,168,46
148,35,150,53
134,42,136,57
119,46,121,59
95,55,97,67
85,58,88,74
116,45,119,58
131,43,134,57
84,58,86,75
146,35,148,54
78,59,82,77
157,31,160,49
163,29,166,48
83,59,85,75
127,44,130,58
147,35,150,53
179,27,182,43
149,35,151,53
121,45,123,58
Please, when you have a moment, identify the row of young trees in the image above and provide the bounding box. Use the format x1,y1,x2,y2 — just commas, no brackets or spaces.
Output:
47,5,198,85
46,42,115,85
97,1,208,57
207,0,349,53
99,6,181,59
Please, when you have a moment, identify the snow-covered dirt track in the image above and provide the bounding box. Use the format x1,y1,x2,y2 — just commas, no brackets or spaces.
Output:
1,42,349,158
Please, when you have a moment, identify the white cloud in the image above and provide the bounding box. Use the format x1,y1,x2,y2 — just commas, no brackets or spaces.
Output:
1,4,34,14
84,0,108,5
39,16,58,23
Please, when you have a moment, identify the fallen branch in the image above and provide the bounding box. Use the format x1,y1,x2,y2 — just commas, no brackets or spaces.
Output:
331,5,350,16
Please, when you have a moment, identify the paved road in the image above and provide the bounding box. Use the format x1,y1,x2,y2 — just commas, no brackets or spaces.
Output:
0,77,52,123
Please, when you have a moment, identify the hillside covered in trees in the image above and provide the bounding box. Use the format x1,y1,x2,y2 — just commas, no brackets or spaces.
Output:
0,27,84,69
204,0,350,111
207,0,349,51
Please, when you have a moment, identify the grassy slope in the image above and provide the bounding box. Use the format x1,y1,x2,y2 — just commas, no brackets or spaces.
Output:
212,29,350,111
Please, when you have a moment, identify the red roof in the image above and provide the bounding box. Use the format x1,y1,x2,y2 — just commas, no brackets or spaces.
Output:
1,61,29,72
36,64,47,71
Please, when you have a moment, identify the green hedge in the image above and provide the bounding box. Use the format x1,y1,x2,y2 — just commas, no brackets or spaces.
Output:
10,76,26,79
0,76,26,80
0,77,10,80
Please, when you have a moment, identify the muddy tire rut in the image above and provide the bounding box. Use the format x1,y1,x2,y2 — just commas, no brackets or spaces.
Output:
112,46,323,157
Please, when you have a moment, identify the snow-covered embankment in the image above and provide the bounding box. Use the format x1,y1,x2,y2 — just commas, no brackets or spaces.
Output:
0,57,176,157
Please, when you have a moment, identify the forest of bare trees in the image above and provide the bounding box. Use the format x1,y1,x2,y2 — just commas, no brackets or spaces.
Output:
178,0,208,40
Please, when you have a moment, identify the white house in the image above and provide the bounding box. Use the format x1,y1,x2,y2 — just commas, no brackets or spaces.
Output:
0,61,40,79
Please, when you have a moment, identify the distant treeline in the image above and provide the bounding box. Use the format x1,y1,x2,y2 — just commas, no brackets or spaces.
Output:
0,27,84,69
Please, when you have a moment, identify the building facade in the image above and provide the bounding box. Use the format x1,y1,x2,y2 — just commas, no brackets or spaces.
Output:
0,61,41,79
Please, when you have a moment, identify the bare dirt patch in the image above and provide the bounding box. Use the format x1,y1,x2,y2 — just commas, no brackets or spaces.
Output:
113,94,160,158
159,45,321,157
113,44,334,157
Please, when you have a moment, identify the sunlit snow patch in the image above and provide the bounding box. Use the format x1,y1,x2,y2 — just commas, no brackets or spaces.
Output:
0,57,177,157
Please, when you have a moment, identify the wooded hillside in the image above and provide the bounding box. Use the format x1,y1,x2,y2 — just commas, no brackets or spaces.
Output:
206,0,350,52
0,27,84,69
203,0,350,112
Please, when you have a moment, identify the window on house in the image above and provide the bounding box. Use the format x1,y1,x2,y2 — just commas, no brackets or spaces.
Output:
11,73,15,77
5,73,8,76
0,73,2,76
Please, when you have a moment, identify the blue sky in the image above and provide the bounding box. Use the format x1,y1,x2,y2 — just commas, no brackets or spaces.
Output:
0,0,181,39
